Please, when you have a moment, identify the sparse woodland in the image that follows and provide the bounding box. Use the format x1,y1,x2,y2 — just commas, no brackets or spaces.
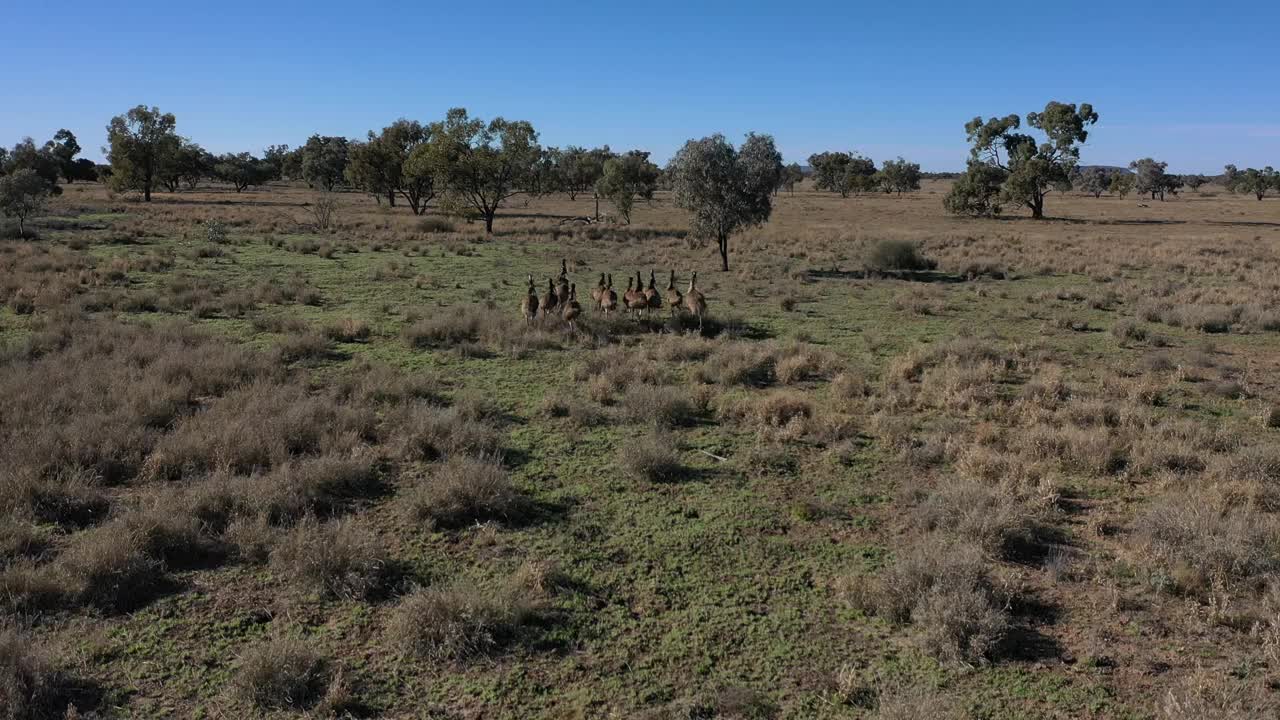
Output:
3,105,1280,718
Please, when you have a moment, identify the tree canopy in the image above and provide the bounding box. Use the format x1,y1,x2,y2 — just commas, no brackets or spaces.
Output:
45,129,82,184
300,135,350,192
948,101,1098,219
668,133,782,271
1224,165,1279,200
808,151,877,197
877,157,922,196
420,108,541,233
0,169,52,237
105,105,179,201
1129,158,1182,200
596,150,660,224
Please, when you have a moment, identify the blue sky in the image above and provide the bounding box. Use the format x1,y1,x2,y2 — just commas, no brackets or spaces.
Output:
3,0,1277,172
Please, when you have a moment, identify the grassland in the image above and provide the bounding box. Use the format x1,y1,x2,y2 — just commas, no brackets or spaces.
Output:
3,179,1280,719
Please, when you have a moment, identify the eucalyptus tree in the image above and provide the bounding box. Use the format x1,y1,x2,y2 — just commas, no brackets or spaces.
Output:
878,157,922,196
596,150,660,223
300,135,350,191
668,132,782,271
949,101,1098,218
421,108,541,233
105,105,179,201
1224,165,1279,200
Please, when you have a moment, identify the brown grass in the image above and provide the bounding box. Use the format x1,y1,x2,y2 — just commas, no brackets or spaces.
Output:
404,454,522,529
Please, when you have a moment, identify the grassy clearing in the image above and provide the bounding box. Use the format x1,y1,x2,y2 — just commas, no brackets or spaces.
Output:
2,179,1280,717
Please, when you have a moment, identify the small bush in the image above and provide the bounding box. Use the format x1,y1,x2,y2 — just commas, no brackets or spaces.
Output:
61,527,165,612
392,403,502,462
0,628,94,719
323,318,371,343
405,454,521,529
269,519,388,600
620,384,699,428
418,217,456,234
913,583,1009,665
1134,490,1280,595
234,637,330,710
696,343,774,386
618,433,683,482
389,580,542,661
864,240,937,274
844,536,1008,664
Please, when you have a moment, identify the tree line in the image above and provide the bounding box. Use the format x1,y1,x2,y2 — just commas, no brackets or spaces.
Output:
4,101,1276,257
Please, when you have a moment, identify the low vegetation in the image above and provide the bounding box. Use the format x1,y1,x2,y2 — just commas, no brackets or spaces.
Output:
1,163,1278,717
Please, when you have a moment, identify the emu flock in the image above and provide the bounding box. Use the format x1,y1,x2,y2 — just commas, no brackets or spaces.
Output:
522,260,708,331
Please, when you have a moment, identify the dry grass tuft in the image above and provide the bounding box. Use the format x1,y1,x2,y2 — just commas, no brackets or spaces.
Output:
389,579,544,661
234,637,331,710
269,519,388,600
618,432,684,482
404,454,521,529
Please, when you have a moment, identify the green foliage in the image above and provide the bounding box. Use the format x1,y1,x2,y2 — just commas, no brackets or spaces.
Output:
668,132,782,270
556,146,614,200
348,119,434,213
300,135,350,192
780,162,804,194
3,138,62,194
44,129,81,183
864,239,936,273
419,108,541,233
1224,164,1279,200
1129,158,1183,200
1109,172,1135,198
1074,167,1112,198
262,144,291,181
1182,174,1210,191
808,151,877,197
0,169,53,237
213,152,273,192
160,141,214,192
877,157,922,196
955,101,1098,218
105,105,179,201
943,160,1006,217
596,150,660,223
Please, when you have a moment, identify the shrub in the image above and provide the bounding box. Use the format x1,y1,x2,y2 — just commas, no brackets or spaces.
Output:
418,217,456,234
391,403,502,462
276,331,333,362
0,628,94,719
696,343,774,386
269,519,387,600
323,318,371,343
864,240,937,273
405,454,521,529
389,580,542,660
913,475,1053,557
61,527,165,612
618,433,683,482
845,536,1008,664
2,470,108,528
234,638,330,710
1134,490,1280,595
913,583,1009,665
620,384,699,428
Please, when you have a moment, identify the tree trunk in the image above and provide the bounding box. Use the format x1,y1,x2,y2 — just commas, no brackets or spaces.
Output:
484,211,495,234
1030,194,1044,219
144,183,151,202
594,194,600,221
719,235,729,271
